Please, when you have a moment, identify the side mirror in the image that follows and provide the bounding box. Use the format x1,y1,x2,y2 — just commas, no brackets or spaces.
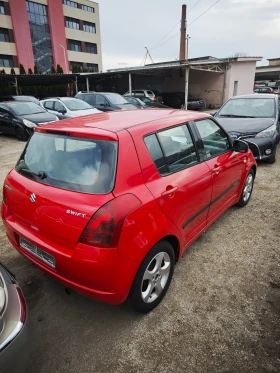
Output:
99,103,105,107
210,112,217,117
0,113,10,119
233,139,249,153
59,109,66,114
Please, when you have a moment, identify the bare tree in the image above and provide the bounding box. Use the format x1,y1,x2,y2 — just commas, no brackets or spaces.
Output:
228,52,248,58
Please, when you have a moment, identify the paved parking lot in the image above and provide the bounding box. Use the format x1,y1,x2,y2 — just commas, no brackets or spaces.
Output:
1,134,280,373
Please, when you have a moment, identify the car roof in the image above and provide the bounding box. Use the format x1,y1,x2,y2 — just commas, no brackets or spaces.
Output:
231,94,276,99
39,109,211,135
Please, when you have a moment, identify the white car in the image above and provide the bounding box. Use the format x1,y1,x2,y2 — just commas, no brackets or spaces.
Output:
124,90,156,102
40,97,101,119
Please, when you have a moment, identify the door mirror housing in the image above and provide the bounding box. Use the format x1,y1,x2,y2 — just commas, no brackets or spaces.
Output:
59,109,66,114
0,113,10,119
233,139,249,153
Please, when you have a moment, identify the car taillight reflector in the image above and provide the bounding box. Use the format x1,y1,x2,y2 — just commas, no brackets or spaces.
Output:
79,194,142,248
153,96,157,102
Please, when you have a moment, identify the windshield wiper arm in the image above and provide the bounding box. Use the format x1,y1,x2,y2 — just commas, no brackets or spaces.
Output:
21,168,48,179
219,114,255,118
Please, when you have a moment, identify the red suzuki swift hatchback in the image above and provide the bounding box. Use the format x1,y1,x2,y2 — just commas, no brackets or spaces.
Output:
1,110,256,313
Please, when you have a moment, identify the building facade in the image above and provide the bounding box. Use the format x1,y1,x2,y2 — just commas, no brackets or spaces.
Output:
0,0,102,74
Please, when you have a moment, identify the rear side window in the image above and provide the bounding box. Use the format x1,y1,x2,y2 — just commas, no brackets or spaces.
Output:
144,125,198,175
84,94,94,105
195,119,230,158
144,135,169,175
16,133,118,194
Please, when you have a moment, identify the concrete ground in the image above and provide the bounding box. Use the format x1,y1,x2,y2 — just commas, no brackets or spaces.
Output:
0,134,279,373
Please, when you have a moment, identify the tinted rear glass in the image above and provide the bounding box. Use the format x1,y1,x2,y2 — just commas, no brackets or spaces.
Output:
16,133,118,194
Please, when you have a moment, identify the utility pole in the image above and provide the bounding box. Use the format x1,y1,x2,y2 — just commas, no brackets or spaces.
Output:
145,47,154,64
179,4,189,110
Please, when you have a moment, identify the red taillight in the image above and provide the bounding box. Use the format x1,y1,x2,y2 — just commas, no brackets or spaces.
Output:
153,96,157,102
79,194,142,248
16,286,27,323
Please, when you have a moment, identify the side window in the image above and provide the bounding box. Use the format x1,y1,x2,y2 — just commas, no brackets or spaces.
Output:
144,134,169,175
158,125,198,172
96,95,106,105
54,101,65,112
44,101,54,110
195,119,230,158
84,94,94,104
0,106,9,116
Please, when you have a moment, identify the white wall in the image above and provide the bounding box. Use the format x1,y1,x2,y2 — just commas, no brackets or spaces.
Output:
225,61,256,101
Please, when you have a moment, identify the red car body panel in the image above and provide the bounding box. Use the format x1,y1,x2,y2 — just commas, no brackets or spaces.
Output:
1,109,257,305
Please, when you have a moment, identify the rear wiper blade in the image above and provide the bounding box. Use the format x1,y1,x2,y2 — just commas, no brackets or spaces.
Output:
21,168,48,179
219,114,255,118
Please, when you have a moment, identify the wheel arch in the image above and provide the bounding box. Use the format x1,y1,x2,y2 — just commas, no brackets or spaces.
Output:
160,235,180,263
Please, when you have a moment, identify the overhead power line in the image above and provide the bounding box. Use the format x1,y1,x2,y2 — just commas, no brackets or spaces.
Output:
188,0,222,28
148,0,222,52
150,20,181,50
188,0,202,14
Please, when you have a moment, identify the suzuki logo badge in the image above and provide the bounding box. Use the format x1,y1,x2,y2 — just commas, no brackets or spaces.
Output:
30,193,36,203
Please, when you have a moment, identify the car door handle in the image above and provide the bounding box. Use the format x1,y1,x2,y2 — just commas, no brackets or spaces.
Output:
212,165,221,174
161,186,178,198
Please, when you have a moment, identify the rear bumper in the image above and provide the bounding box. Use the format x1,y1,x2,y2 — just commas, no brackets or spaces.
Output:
2,217,137,306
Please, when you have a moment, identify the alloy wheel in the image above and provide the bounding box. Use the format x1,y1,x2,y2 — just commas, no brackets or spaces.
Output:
141,252,171,303
243,173,253,202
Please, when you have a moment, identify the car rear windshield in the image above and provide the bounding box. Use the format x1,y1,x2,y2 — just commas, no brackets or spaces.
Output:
15,133,118,194
218,98,276,118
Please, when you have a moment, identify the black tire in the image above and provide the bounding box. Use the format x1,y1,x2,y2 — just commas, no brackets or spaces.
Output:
129,240,175,313
15,127,29,142
237,169,255,207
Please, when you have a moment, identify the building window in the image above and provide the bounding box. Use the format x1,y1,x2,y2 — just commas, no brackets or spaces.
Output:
0,55,13,67
85,42,97,54
70,61,83,72
26,1,54,74
87,63,98,72
83,21,96,33
63,0,78,7
82,5,94,13
0,28,9,42
68,39,81,52
65,17,80,30
0,1,5,15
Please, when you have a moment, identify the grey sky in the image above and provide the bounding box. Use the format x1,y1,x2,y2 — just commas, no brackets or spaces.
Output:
95,0,280,71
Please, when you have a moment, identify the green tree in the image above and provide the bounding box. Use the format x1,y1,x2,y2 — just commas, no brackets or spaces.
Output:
56,64,64,74
0,69,6,75
19,64,26,75
51,65,56,74
10,68,16,75
34,65,39,74
28,68,33,75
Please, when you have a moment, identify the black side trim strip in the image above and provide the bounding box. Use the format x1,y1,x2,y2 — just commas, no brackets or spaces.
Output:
182,179,240,229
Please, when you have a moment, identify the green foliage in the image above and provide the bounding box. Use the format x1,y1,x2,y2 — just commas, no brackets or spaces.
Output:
28,68,33,75
51,65,56,74
34,65,39,74
82,67,88,73
19,64,26,75
56,64,64,74
10,68,16,75
0,69,6,75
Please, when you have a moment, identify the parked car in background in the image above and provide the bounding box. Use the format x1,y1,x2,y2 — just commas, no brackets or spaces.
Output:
2,109,256,313
0,101,58,141
0,95,40,105
40,97,101,119
75,92,137,111
0,262,30,373
124,96,148,109
124,90,157,102
161,92,206,110
214,94,280,163
126,95,169,109
254,87,277,94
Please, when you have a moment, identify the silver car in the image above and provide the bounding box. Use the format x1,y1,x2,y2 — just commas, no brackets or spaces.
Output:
0,263,30,373
40,97,101,120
